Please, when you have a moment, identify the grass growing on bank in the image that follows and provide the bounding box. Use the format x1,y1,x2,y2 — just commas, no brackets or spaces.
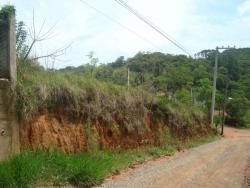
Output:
17,59,153,135
0,132,219,188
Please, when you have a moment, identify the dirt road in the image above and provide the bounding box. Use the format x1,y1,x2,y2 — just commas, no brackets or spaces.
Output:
98,127,250,188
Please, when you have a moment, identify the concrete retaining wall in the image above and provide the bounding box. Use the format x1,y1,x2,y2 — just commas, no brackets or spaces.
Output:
0,8,16,85
0,79,19,161
0,6,19,161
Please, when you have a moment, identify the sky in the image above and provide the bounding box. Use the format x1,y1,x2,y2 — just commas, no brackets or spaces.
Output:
0,0,250,68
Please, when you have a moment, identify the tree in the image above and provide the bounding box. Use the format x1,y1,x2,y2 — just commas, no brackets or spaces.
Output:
15,11,71,70
86,51,99,78
111,56,125,68
16,21,29,59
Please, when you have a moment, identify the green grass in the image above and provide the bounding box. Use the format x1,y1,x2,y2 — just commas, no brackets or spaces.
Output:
128,145,177,164
130,131,219,163
0,148,173,188
0,150,133,188
0,132,218,188
184,130,220,148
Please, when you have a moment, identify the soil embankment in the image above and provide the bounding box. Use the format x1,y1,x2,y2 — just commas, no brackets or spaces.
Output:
21,110,211,153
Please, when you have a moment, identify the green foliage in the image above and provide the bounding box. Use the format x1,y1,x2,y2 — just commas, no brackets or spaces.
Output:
0,150,133,188
184,132,219,148
175,89,192,105
0,5,15,40
0,151,42,188
213,115,221,125
16,21,28,59
227,96,250,127
242,110,250,128
215,48,250,127
155,96,170,113
87,49,250,127
0,5,15,18
85,51,99,78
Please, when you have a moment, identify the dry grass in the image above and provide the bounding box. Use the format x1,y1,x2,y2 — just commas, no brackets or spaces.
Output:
17,60,153,135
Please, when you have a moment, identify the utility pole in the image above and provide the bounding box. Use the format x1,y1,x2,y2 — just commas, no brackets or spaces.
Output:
127,67,130,89
210,46,235,126
210,47,219,125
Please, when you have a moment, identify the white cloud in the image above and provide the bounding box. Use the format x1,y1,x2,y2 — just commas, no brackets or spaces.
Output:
0,0,250,68
238,0,250,15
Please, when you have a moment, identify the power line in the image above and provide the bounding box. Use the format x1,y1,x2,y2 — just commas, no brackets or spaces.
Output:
114,0,192,56
115,0,191,56
114,0,191,56
79,0,163,51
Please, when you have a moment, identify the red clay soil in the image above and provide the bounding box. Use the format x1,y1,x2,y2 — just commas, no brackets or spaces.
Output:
21,111,210,153
21,112,160,152
21,114,87,153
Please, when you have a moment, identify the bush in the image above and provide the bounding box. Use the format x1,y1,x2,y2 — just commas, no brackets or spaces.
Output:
242,110,250,128
226,96,250,127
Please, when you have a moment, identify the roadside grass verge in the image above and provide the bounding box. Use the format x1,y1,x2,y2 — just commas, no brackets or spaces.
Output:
129,130,220,164
0,150,133,188
0,132,218,188
183,130,220,149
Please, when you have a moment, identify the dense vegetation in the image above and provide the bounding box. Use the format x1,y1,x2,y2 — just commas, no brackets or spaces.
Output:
61,49,250,128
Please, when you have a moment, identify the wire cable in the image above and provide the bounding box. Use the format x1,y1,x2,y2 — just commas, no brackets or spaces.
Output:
114,0,192,56
79,0,163,51
115,0,188,54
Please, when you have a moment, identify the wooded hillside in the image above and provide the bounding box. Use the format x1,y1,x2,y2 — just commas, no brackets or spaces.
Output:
61,48,250,127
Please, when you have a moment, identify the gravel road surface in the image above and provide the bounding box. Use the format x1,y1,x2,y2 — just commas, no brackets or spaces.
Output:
97,127,250,188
